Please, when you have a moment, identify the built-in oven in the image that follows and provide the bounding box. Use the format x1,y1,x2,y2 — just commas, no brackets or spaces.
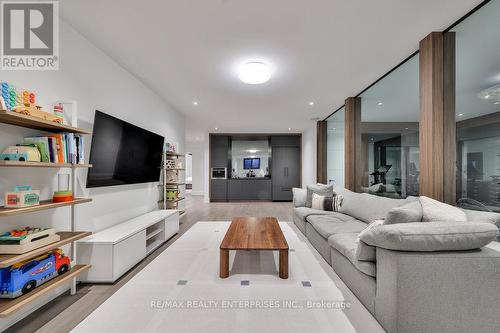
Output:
211,167,227,179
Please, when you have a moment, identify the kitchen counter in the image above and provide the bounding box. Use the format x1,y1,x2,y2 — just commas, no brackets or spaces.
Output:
227,178,272,200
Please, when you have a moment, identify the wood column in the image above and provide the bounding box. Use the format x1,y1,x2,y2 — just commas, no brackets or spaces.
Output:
316,121,328,184
419,32,456,204
344,97,362,191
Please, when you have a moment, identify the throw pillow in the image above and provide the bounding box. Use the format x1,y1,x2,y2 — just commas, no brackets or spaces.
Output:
306,184,334,208
384,201,423,225
311,193,343,212
292,188,307,207
420,196,467,222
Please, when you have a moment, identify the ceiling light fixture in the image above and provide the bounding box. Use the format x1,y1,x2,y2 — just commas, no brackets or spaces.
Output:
247,149,259,154
478,84,500,100
193,101,198,106
215,127,218,130
457,113,464,117
309,101,314,106
377,102,383,106
494,102,500,105
288,128,291,131
238,62,271,84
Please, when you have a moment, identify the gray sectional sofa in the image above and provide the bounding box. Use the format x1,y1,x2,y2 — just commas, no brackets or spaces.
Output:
293,187,500,333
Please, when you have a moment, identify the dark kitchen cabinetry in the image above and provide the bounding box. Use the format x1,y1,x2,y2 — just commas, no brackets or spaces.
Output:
272,146,301,201
210,135,229,201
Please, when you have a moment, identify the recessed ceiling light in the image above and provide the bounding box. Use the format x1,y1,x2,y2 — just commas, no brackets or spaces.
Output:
247,149,259,153
238,62,271,84
309,101,314,106
494,102,500,105
457,113,464,117
377,102,383,106
215,127,218,130
288,128,291,131
193,101,198,106
405,128,409,130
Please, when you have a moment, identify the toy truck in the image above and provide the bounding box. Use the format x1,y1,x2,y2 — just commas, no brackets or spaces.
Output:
0,249,70,298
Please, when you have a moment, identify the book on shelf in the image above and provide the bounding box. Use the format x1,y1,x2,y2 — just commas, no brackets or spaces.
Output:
22,133,86,164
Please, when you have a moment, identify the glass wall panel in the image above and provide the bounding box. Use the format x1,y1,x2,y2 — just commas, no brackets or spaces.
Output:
326,107,345,187
359,55,420,198
452,0,500,212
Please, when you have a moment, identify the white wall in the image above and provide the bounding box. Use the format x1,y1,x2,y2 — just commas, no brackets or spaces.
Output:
0,20,184,328
186,141,206,196
302,125,317,187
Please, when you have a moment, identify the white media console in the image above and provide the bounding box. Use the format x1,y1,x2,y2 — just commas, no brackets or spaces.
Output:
77,210,179,282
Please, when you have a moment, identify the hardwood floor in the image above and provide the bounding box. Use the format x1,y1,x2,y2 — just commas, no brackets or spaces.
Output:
7,194,293,333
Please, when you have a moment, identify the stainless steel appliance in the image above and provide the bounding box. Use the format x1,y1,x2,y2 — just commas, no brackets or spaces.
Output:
211,167,227,179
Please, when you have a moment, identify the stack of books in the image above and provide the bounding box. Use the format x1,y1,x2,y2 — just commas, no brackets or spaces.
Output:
22,133,85,164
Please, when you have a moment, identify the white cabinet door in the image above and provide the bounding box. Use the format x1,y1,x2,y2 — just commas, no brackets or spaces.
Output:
112,230,147,281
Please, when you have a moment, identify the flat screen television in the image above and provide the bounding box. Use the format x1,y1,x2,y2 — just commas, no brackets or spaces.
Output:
86,111,165,188
243,158,260,169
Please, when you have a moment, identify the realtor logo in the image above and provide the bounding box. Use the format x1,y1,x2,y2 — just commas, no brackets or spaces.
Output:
1,1,59,70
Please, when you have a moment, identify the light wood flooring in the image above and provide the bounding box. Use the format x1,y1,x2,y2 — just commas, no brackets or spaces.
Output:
7,194,293,333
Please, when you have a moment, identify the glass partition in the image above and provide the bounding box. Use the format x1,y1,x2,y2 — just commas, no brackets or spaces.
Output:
230,140,270,178
326,107,345,187
452,0,500,212
359,54,420,198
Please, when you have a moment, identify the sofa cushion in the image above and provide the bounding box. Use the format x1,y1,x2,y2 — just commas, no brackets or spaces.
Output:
359,221,498,252
335,187,418,223
306,184,334,208
293,207,338,222
306,214,365,239
355,220,384,261
384,201,423,224
328,233,376,277
420,196,467,222
463,209,500,228
292,188,307,207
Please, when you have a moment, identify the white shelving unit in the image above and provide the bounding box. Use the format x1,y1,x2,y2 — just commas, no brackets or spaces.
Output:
160,152,186,216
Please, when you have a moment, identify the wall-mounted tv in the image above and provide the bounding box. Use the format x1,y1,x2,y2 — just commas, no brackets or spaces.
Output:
243,158,260,169
86,111,165,188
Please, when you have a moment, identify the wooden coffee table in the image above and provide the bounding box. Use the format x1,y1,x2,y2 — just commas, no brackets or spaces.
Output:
220,217,289,279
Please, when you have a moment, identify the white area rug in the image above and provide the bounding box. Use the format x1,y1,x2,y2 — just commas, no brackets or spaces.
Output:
72,221,385,333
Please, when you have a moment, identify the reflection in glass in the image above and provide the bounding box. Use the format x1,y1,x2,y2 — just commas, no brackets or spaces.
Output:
453,0,500,212
359,55,420,198
231,140,270,178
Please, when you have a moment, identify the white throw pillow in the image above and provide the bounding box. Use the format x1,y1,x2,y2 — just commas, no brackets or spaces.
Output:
419,196,467,222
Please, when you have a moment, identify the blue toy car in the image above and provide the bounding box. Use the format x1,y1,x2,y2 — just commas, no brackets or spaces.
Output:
0,250,70,298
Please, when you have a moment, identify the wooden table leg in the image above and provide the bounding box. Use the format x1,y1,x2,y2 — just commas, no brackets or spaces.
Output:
220,249,229,278
279,249,288,279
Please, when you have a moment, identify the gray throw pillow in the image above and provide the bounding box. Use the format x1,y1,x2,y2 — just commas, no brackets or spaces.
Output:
384,201,423,225
355,220,383,261
292,188,307,207
463,209,500,228
306,184,334,208
360,221,498,252
420,196,467,222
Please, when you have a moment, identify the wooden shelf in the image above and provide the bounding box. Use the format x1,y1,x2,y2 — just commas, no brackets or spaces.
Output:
0,160,92,168
166,168,185,171
0,198,92,217
165,182,185,186
158,197,185,204
165,152,184,157
0,264,91,317
0,109,91,134
0,232,92,268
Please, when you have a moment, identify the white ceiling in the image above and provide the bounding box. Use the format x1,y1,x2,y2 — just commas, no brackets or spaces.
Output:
60,0,483,142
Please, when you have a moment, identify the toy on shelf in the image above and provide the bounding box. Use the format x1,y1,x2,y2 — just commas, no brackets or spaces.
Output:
165,159,176,169
53,174,73,202
53,103,65,124
52,191,74,203
164,142,177,154
0,249,71,298
0,227,60,254
4,185,40,208
0,145,41,162
166,189,180,201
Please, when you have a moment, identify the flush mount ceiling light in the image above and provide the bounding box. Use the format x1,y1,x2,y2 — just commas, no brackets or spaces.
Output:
238,62,271,84
309,101,314,106
193,101,198,106
478,84,500,100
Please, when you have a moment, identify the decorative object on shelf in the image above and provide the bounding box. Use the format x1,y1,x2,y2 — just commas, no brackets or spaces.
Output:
165,159,176,169
166,189,179,201
0,249,70,298
0,227,60,254
53,174,73,202
164,142,178,153
0,145,41,162
4,185,40,208
166,170,178,183
53,103,65,124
